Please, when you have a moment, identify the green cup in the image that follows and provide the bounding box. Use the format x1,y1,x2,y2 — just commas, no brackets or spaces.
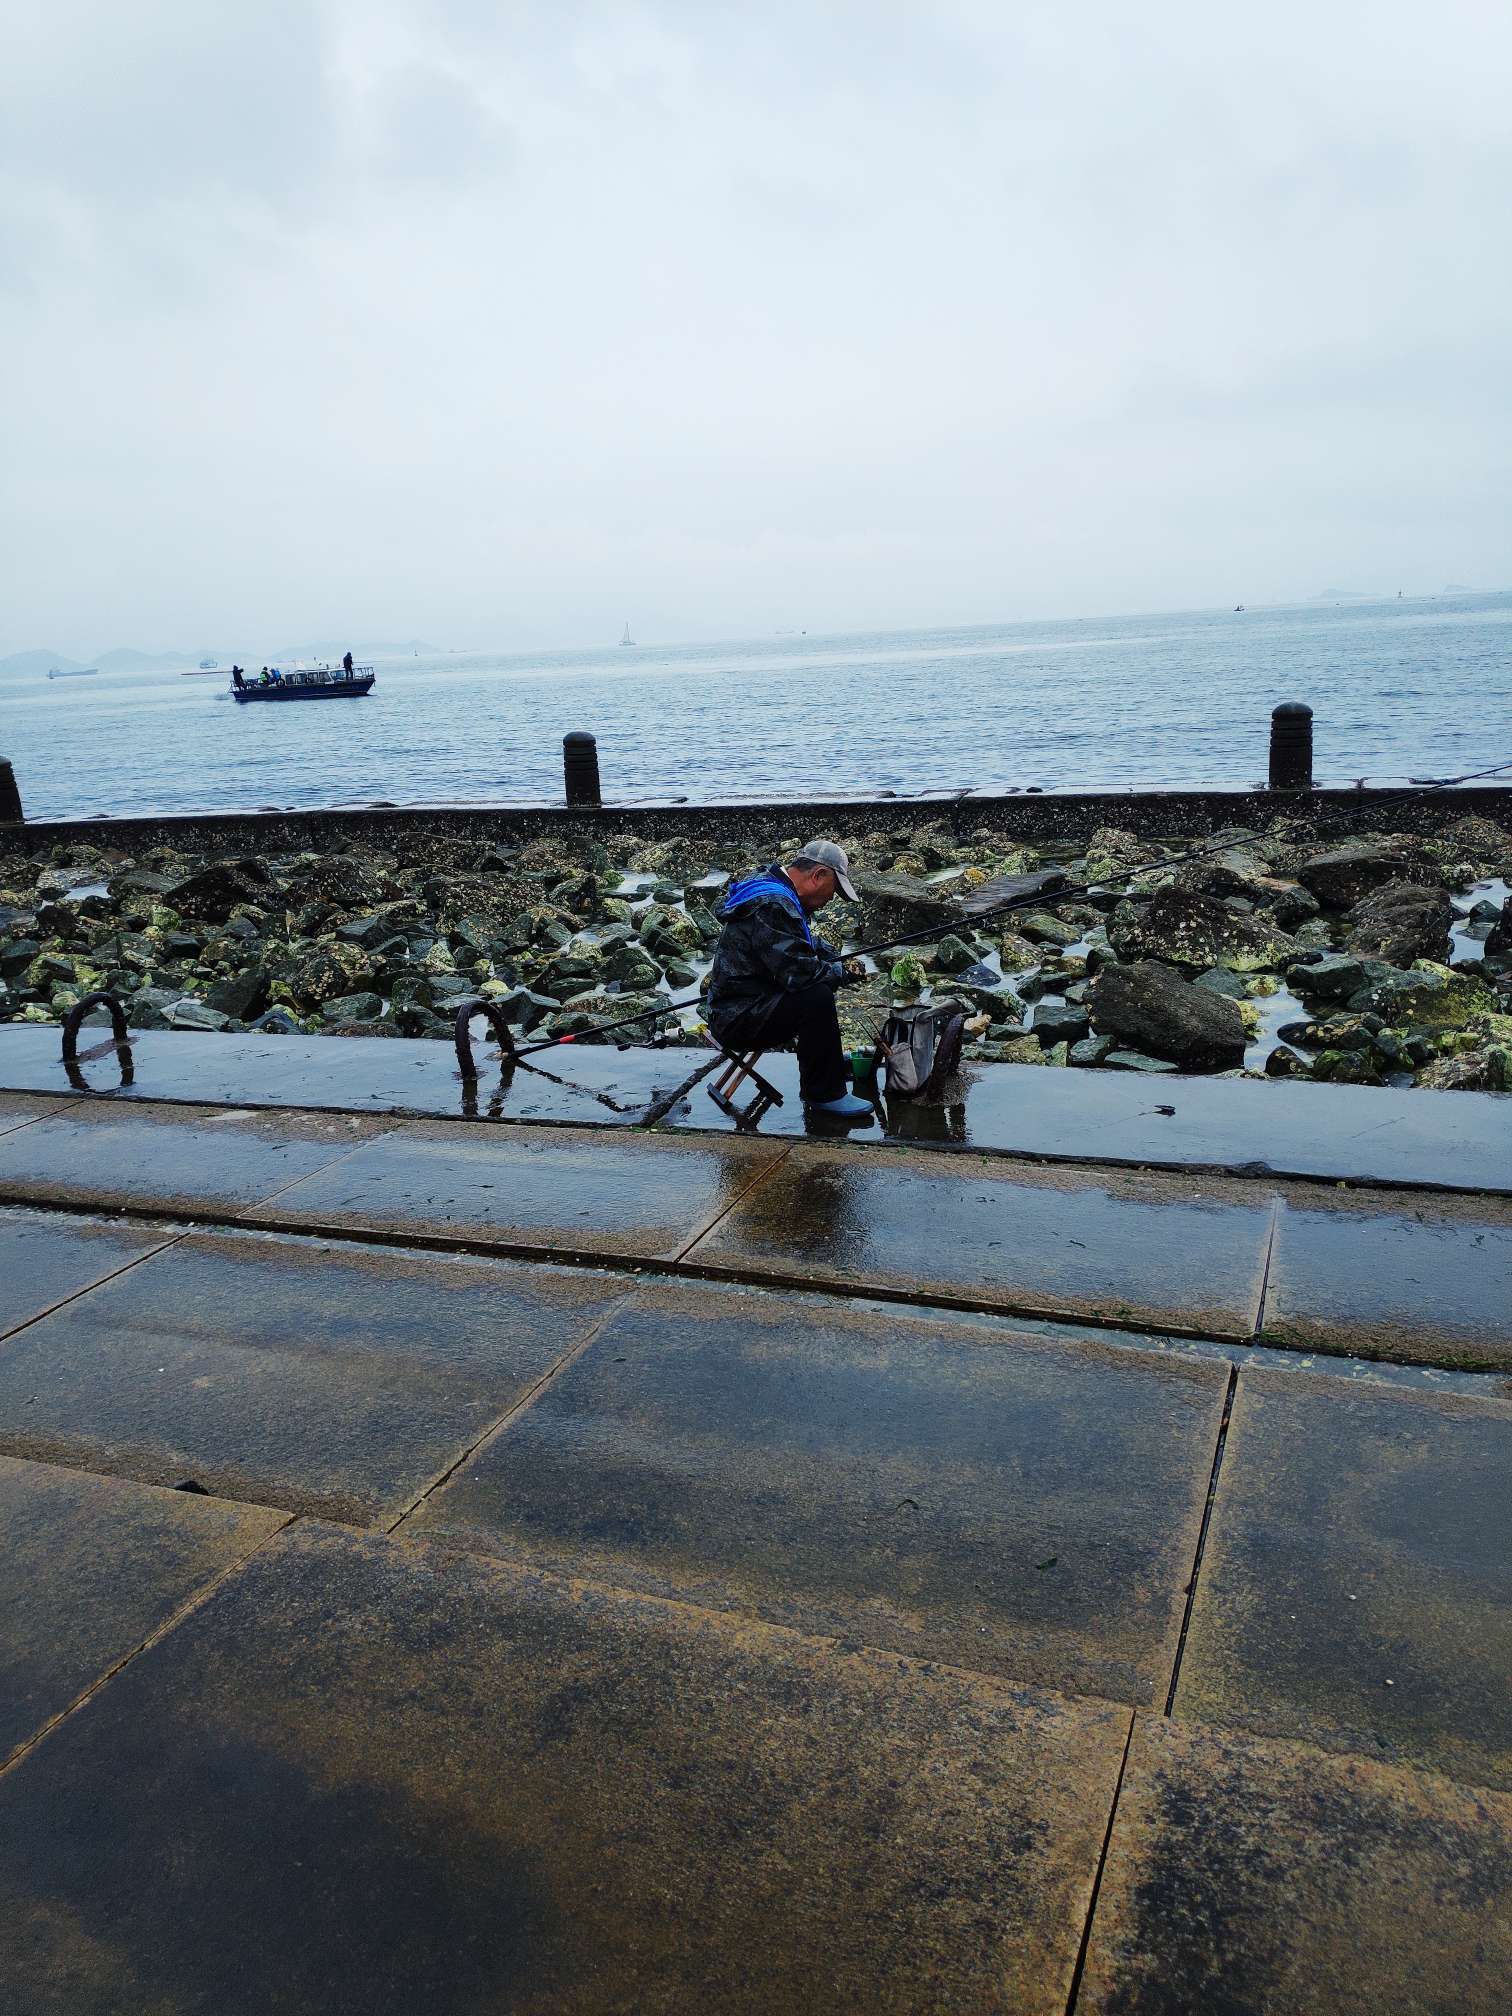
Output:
848,1047,876,1079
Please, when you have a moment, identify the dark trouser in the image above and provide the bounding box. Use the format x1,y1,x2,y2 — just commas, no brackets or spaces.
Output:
715,984,847,1104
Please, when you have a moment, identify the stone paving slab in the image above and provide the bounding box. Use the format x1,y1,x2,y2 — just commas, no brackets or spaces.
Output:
1260,1189,1512,1370
0,1454,285,1766
1079,1717,1512,2016
0,1092,76,1139
0,1230,628,1525
0,1207,171,1340
0,1521,1130,2015
410,1278,1227,1703
253,1120,788,1262
1173,1367,1512,1791
0,1099,396,1218
687,1143,1273,1336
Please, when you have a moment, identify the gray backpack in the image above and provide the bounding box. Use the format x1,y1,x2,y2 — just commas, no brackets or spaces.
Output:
875,1000,968,1100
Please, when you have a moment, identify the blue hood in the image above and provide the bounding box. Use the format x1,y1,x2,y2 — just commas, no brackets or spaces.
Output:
718,870,814,945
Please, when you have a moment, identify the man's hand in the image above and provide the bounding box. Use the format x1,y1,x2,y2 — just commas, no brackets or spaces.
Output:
837,956,868,985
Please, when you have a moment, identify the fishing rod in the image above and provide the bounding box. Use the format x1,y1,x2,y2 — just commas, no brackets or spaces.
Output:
479,752,1512,1063
845,752,1512,964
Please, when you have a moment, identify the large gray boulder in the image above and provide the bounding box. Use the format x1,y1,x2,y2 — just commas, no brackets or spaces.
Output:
166,859,272,924
1344,881,1452,967
1297,841,1435,909
1088,959,1247,1068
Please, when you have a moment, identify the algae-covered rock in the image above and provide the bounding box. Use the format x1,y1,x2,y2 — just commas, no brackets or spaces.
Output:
1108,889,1297,975
284,941,378,1008
997,932,1040,973
890,952,927,999
1416,1046,1512,1092
1346,960,1496,1031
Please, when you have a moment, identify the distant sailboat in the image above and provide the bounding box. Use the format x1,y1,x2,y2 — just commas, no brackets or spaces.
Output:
619,622,635,647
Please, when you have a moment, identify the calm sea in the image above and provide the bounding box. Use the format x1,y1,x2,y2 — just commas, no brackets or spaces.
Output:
4,593,1509,821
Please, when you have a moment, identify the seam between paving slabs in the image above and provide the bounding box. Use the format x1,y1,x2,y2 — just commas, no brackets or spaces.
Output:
1251,1196,1281,1337
0,1227,193,1353
1161,1363,1239,1718
670,1140,797,1262
0,1099,83,1140
0,1511,295,1782
384,1291,638,1537
1063,1706,1139,2016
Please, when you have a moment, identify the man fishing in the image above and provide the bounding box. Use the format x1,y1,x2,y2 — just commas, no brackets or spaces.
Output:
707,839,874,1119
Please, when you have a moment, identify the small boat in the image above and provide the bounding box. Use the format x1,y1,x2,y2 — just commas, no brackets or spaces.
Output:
619,622,635,647
47,667,98,679
1233,604,1245,613
232,664,375,704
198,657,218,669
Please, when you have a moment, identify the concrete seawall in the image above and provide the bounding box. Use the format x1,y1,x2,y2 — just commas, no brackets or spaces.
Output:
8,782,1512,859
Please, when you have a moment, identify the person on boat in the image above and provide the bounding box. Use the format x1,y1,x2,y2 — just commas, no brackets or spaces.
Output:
707,840,872,1120
231,665,245,689
342,651,354,676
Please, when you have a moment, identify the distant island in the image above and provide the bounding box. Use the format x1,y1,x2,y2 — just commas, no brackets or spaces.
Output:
0,638,443,679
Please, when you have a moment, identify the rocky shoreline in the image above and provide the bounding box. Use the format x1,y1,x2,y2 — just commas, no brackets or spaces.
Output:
2,813,1509,1094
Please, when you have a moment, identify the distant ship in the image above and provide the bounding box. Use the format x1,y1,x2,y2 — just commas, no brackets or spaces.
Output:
47,667,98,679
619,622,635,647
1233,604,1245,613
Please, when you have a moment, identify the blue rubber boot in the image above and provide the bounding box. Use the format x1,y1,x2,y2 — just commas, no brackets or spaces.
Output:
805,1090,874,1119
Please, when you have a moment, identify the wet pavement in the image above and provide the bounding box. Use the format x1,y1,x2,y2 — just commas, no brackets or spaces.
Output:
0,1230,629,1525
248,1119,788,1262
407,1277,1227,1702
0,1206,172,1338
1261,1190,1512,1369
0,1521,1128,2015
1174,1367,1512,1792
5,1021,1509,1192
0,1098,397,1218
0,1032,1509,2008
0,1455,286,1766
686,1144,1273,1337
1078,1717,1512,2015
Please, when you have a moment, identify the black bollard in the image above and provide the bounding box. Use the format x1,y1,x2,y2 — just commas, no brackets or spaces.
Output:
1268,703,1313,792
562,731,601,808
0,759,21,824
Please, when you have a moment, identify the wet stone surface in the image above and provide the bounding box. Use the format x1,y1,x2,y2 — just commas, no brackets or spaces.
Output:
410,1279,1228,1702
0,1092,76,1139
1260,1190,1512,1369
1079,1717,1512,2016
0,1098,397,1217
0,1454,285,1764
0,1207,170,1340
0,1231,628,1525
669,1051,1512,1193
0,1521,1129,2015
1174,1368,1512,1790
254,1120,788,1262
689,1143,1272,1336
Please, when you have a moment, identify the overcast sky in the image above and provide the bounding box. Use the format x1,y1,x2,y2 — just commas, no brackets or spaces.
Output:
4,1,1510,656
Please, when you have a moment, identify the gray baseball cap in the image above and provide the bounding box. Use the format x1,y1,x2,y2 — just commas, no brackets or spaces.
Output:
794,838,858,902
